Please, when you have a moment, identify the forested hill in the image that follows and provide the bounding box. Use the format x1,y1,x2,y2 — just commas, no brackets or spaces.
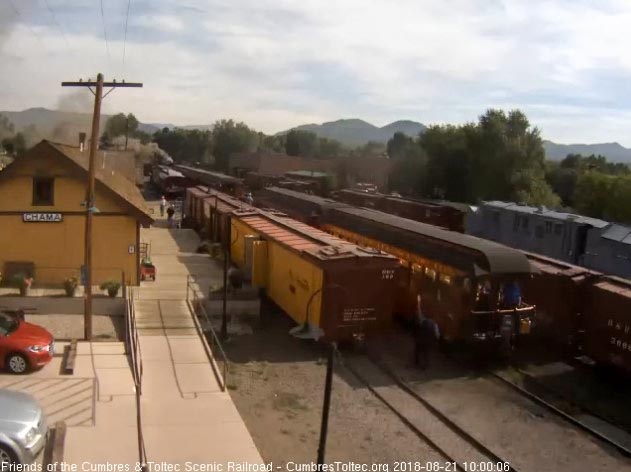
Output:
4,108,631,164
281,119,427,147
543,140,631,163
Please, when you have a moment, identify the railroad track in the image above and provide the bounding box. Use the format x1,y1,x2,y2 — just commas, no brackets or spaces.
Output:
341,352,518,471
489,367,631,458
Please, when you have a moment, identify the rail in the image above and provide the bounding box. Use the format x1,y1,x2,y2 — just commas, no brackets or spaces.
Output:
186,274,229,391
343,350,517,471
490,369,631,458
124,285,148,468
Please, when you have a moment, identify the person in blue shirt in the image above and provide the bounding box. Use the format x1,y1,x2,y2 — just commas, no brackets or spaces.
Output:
502,280,522,308
413,294,440,369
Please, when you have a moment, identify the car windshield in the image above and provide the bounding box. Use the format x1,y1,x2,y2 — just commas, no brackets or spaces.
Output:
0,313,19,336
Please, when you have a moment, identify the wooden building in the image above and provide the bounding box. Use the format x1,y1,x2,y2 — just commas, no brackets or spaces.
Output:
0,140,153,286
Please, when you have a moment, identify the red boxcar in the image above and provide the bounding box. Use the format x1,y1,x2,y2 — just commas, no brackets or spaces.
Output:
583,276,631,373
522,252,600,349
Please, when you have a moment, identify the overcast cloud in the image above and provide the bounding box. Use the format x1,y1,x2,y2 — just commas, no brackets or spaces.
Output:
1,0,631,144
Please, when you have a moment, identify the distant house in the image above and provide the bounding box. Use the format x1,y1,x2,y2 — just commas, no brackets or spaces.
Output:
0,140,153,286
469,201,631,278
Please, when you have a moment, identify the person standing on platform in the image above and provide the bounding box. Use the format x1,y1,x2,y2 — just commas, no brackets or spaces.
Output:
160,195,167,217
166,204,175,227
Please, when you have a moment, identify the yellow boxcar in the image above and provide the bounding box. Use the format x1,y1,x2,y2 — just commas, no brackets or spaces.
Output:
230,210,400,341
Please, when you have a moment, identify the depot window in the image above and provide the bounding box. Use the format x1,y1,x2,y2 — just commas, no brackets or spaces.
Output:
32,177,54,206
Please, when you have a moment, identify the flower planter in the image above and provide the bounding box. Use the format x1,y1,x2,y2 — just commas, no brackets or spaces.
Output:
100,281,121,298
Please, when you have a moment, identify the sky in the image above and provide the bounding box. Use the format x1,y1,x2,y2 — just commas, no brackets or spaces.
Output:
2,0,631,144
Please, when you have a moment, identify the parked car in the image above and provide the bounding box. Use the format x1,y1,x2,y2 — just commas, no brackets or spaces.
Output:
0,389,48,464
0,313,54,374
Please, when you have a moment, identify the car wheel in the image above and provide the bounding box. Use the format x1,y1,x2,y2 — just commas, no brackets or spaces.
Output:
6,353,29,374
0,443,16,468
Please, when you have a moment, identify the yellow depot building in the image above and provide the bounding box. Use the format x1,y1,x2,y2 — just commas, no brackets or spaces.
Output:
0,140,153,286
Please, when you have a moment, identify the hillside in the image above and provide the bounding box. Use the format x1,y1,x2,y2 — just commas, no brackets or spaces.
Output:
543,140,631,163
283,118,427,147
4,108,631,163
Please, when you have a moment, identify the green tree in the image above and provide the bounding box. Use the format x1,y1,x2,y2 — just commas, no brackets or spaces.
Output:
317,137,344,159
546,161,578,207
607,176,631,223
135,130,152,145
259,133,285,153
574,172,614,219
104,113,139,139
285,129,318,157
419,124,474,201
211,119,257,171
387,132,413,160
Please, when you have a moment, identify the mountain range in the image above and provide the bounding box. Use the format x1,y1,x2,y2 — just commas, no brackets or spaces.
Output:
281,118,427,147
2,108,631,163
542,140,631,163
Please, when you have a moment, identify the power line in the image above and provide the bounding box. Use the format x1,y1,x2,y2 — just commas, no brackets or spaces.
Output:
122,0,132,65
43,0,70,47
99,0,111,63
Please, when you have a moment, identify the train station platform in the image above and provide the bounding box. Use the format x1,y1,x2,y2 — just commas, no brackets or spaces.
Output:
134,225,263,465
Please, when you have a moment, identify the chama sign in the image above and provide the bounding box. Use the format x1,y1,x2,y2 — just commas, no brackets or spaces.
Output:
23,213,63,223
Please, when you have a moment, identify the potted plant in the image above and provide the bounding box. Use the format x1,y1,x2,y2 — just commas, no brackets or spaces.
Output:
63,276,79,297
11,274,33,296
100,280,121,298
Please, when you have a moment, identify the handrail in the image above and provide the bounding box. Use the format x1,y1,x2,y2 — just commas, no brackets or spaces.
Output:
186,274,229,392
471,304,536,315
124,285,147,468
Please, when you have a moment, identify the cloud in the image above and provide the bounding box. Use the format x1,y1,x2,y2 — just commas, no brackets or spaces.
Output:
1,0,631,145
133,14,184,32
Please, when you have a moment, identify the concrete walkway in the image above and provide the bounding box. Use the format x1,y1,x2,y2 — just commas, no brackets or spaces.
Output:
135,226,263,465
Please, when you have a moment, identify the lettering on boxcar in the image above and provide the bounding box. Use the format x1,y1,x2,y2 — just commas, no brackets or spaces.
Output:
342,307,377,322
381,269,395,280
610,336,631,351
607,318,630,334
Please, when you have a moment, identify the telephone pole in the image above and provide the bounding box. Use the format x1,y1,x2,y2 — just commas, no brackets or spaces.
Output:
61,74,142,340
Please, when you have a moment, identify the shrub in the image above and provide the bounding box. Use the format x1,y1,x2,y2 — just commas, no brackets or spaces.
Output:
63,277,79,296
99,280,121,297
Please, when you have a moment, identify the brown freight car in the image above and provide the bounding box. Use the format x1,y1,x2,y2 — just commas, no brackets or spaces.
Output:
522,252,600,350
583,276,631,373
184,185,210,229
334,189,466,232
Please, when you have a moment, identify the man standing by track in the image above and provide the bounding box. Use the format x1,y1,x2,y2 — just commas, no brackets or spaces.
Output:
413,294,440,370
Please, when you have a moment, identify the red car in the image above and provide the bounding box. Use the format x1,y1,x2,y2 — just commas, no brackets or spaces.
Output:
0,313,54,374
